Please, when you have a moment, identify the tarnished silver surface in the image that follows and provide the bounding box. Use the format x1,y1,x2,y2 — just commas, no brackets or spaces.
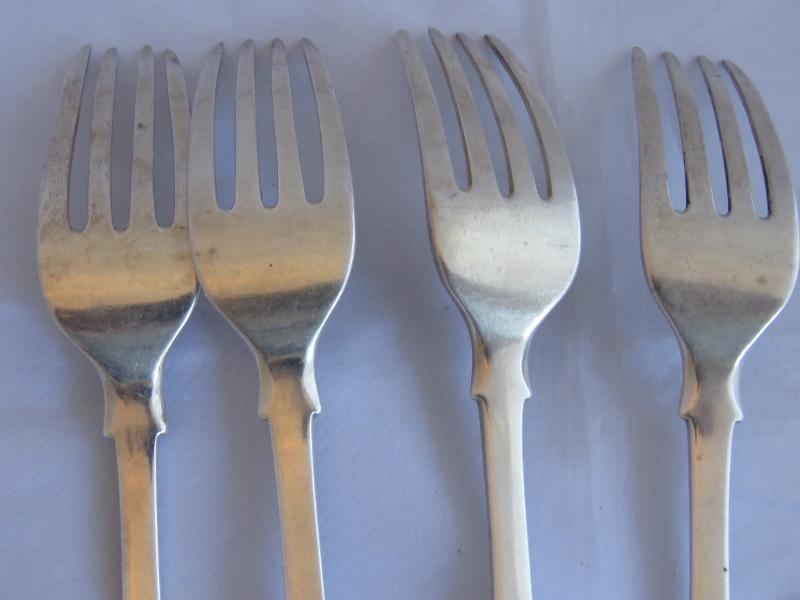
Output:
632,48,799,600
188,40,354,600
398,30,580,600
37,46,198,600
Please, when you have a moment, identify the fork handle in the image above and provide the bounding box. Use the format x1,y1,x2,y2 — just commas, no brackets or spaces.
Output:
103,378,166,600
259,358,325,600
681,365,742,600
476,368,533,600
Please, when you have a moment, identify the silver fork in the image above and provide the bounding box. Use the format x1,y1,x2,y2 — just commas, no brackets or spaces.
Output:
188,39,354,600
38,45,197,600
632,48,799,600
398,29,580,600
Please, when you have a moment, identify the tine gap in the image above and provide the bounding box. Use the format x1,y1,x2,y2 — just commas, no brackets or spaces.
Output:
686,60,728,215
724,66,769,217
654,56,686,211
484,38,548,198
68,50,96,231
452,36,509,196
213,46,237,209
420,33,468,191
256,41,278,207
153,51,175,226
106,50,136,229
286,41,323,202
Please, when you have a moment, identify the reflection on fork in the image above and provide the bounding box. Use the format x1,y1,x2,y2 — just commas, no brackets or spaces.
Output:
398,29,580,600
632,48,798,600
188,39,354,600
38,45,198,600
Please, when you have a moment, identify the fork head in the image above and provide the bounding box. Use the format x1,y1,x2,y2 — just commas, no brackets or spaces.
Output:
632,48,799,369
398,29,580,396
188,40,354,372
38,45,198,387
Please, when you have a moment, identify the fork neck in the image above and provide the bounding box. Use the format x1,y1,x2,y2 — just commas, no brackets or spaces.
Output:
102,369,167,441
256,354,322,422
678,355,743,426
470,338,532,407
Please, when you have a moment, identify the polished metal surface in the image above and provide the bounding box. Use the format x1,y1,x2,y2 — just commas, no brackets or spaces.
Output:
398,29,580,600
632,48,799,600
188,39,354,600
38,46,198,600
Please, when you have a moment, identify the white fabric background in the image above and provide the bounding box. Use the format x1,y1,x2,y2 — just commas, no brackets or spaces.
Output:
2,1,799,599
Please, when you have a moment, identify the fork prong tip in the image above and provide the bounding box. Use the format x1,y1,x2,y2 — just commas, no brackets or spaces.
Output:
164,48,179,64
73,44,92,69
272,38,285,50
427,26,445,39
631,46,647,67
720,59,741,76
300,38,319,53
396,30,414,46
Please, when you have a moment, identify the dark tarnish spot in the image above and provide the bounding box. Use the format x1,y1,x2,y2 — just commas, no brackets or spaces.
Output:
217,283,339,357
54,296,193,335
270,356,305,379
115,379,154,407
208,247,217,256
757,275,767,285
53,294,195,381
124,422,159,465
137,122,146,130
690,397,716,437
114,380,161,464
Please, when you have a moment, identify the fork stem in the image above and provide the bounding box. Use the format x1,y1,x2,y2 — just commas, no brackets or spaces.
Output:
475,353,533,600
680,361,743,600
103,375,167,600
258,356,325,600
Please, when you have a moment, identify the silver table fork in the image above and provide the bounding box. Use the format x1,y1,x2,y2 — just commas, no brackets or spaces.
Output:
399,30,580,600
632,49,798,600
38,46,197,600
188,39,354,600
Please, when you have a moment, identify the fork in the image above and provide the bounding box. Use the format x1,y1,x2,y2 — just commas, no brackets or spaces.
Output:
38,45,197,600
398,29,580,600
632,48,798,600
188,39,354,600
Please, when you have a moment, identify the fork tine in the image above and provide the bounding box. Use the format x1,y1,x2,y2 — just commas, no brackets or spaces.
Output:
697,56,752,217
39,44,91,234
397,31,458,196
271,39,306,204
189,43,224,216
129,45,156,229
302,39,353,204
235,40,263,210
631,48,674,222
457,33,536,196
723,59,797,221
664,52,715,216
86,48,117,230
428,28,495,192
487,35,574,201
164,49,190,229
